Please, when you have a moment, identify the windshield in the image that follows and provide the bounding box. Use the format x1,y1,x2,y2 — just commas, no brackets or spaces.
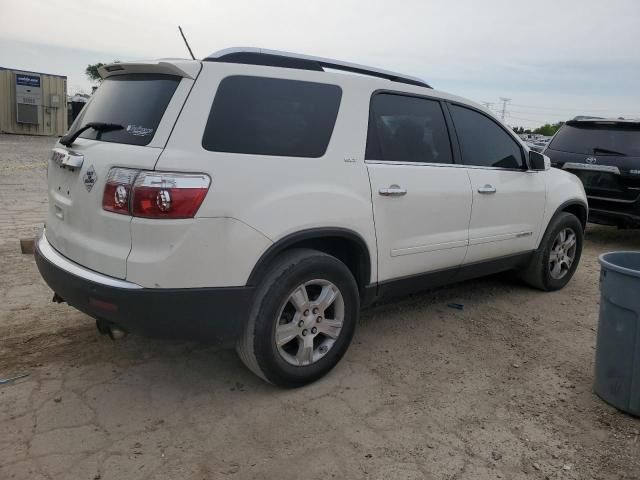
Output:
549,124,640,157
73,74,180,146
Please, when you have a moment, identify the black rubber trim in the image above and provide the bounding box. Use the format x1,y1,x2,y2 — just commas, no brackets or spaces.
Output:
35,243,254,343
553,198,589,228
375,251,534,300
247,228,372,288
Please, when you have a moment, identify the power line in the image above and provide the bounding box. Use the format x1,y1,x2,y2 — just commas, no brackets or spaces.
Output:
508,115,552,123
510,108,639,117
507,109,573,117
507,115,571,127
510,103,640,114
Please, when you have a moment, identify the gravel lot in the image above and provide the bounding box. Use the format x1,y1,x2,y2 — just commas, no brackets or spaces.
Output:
1,133,639,480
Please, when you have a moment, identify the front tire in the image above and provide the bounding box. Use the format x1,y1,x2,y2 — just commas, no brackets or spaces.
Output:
236,249,359,387
520,212,583,291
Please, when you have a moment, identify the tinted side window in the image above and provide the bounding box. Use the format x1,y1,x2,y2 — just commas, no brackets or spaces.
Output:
450,105,524,169
366,94,453,164
202,76,341,157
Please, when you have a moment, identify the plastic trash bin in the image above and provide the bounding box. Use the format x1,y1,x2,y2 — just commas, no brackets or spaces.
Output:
594,251,640,416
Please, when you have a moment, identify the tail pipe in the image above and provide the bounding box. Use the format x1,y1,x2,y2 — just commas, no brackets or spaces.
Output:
95,319,128,340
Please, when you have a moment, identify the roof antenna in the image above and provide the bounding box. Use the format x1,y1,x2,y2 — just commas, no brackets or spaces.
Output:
178,25,196,60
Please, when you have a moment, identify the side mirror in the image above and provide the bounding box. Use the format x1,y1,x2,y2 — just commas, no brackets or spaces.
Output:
529,151,550,171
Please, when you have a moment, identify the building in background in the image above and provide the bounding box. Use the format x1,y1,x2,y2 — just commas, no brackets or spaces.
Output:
68,92,89,126
0,67,67,136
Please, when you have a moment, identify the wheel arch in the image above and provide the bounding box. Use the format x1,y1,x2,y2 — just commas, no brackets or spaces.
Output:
557,199,588,229
247,228,373,294
538,199,588,247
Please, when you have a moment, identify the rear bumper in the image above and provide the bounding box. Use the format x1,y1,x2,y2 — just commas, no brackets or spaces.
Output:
35,232,254,342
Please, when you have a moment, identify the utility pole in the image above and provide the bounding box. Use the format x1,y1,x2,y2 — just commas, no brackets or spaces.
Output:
499,97,511,122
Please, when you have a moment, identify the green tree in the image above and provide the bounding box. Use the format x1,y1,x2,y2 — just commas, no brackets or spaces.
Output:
85,61,120,83
85,63,105,83
533,122,564,136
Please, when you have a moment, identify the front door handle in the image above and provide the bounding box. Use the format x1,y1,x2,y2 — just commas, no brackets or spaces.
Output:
478,184,497,194
379,185,407,196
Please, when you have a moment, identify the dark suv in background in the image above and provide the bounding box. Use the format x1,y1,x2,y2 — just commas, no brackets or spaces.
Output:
545,117,640,228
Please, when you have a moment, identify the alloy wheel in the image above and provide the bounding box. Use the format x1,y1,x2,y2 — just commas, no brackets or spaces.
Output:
548,227,577,280
274,279,345,366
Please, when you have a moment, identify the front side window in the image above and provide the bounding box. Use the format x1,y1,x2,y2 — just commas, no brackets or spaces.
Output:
202,76,342,157
366,93,453,164
449,104,524,169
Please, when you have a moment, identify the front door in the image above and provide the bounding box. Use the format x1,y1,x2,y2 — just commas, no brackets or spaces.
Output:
365,93,472,283
447,104,546,264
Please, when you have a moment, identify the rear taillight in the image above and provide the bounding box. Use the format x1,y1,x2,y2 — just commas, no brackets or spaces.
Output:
131,172,210,219
102,168,210,219
102,168,138,214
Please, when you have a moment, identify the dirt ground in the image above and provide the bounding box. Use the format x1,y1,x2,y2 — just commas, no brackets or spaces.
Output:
1,133,639,480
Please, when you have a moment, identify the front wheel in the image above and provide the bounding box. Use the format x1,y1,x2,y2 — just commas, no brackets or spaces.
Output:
236,249,359,387
519,212,584,291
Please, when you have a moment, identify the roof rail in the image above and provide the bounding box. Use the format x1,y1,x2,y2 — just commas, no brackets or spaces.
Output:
204,47,431,89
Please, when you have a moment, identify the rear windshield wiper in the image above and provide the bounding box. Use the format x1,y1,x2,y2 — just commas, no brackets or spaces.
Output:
60,122,124,147
593,147,627,156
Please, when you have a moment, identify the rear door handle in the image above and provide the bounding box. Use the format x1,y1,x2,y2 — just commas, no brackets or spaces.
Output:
379,185,407,196
478,184,496,194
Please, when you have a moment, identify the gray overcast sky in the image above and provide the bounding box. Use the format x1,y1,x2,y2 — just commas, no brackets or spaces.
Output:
1,0,639,128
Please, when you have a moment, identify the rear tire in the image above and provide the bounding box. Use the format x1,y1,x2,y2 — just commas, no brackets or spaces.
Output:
520,212,583,291
236,249,359,388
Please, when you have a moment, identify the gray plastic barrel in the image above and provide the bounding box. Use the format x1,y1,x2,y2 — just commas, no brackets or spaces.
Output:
594,251,640,416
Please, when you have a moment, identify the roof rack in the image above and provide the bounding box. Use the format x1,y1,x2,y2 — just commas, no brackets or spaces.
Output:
204,47,431,89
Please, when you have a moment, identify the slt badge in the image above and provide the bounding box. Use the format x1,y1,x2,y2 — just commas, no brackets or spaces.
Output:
83,165,97,192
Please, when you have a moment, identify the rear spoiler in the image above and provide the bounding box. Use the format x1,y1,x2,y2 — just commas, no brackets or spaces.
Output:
567,118,640,128
98,60,200,80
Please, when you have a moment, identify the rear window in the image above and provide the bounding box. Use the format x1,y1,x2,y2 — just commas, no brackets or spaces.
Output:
202,76,342,157
549,124,640,157
75,74,180,146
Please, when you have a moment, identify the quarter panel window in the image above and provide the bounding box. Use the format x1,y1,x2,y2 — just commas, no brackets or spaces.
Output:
366,94,453,164
450,104,524,169
202,76,342,157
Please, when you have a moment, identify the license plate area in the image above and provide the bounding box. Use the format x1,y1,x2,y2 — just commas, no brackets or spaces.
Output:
50,160,80,200
574,171,621,190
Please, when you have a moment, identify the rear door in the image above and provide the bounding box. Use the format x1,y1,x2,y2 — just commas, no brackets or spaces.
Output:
447,104,546,264
366,93,472,283
45,62,199,278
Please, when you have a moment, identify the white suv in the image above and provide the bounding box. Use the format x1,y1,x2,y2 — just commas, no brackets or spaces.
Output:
36,48,587,387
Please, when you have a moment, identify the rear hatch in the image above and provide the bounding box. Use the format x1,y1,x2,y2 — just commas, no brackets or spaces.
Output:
46,60,200,279
545,120,640,202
